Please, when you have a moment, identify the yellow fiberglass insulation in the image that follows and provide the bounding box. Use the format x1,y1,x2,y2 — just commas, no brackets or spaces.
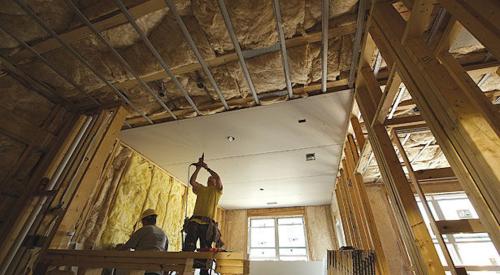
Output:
100,153,154,247
98,147,194,251
161,178,186,251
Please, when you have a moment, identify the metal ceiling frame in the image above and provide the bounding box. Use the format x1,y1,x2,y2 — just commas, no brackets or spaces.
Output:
6,0,365,126
113,0,201,116
0,25,100,107
272,0,293,98
164,0,229,111
67,0,177,120
217,0,260,105
321,0,329,93
348,0,367,88
14,0,154,124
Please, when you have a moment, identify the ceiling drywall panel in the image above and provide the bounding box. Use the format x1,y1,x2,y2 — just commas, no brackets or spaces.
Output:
121,90,352,209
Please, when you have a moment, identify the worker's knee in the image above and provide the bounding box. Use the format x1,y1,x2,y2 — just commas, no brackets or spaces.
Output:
182,241,196,251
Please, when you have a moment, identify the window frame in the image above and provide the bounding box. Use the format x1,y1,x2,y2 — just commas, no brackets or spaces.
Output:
415,192,500,270
247,215,309,261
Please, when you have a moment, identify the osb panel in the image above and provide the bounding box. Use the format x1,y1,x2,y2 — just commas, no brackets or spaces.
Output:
0,76,53,127
0,133,26,183
366,185,411,274
223,209,248,253
305,205,335,261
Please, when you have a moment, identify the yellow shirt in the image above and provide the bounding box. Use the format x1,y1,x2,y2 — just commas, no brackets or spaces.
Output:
192,185,222,224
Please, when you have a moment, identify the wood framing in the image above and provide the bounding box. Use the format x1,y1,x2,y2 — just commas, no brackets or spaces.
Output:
355,33,445,271
371,1,500,251
436,219,485,234
392,129,461,274
50,107,128,248
438,0,500,59
335,129,389,273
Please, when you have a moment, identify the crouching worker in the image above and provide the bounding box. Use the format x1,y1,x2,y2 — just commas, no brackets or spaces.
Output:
183,157,224,275
120,209,168,275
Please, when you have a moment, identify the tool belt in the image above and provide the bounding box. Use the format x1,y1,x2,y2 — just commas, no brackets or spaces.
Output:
183,216,224,248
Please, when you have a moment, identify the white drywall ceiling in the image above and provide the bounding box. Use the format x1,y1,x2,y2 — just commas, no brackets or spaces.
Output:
121,91,352,209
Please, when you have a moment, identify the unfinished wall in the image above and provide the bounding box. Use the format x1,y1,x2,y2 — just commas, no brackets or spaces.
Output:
223,205,336,260
77,143,195,252
223,209,249,253
0,76,73,230
365,184,411,274
305,205,336,261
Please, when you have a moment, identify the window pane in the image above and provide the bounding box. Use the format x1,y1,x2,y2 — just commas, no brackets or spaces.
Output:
251,218,274,227
278,224,306,247
278,217,303,225
437,199,478,219
280,256,308,261
249,248,276,259
455,242,500,266
250,227,275,248
279,248,307,256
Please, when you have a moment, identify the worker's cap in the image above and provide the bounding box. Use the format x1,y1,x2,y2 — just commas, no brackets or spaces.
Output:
140,209,158,220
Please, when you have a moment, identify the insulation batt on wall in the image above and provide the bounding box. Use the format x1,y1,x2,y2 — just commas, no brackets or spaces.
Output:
78,143,196,252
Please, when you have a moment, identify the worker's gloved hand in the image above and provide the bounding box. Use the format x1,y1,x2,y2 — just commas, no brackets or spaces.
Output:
192,156,206,168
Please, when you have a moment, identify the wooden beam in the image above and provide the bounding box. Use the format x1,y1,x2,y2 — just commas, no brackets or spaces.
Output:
373,67,402,125
372,2,500,250
350,115,366,154
336,173,355,246
335,179,354,246
414,180,463,193
415,167,455,181
437,51,500,134
438,0,500,59
385,115,425,128
246,206,304,217
436,219,486,234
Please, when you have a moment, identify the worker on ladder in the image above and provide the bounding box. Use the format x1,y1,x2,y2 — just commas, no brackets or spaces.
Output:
183,155,224,275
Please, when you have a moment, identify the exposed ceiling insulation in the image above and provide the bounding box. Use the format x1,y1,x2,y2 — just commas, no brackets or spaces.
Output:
0,0,358,126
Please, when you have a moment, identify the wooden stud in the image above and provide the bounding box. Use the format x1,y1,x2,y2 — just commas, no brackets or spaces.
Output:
436,219,485,234
350,115,366,153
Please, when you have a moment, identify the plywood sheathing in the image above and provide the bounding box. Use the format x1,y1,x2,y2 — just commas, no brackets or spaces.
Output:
304,205,335,261
0,0,357,120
